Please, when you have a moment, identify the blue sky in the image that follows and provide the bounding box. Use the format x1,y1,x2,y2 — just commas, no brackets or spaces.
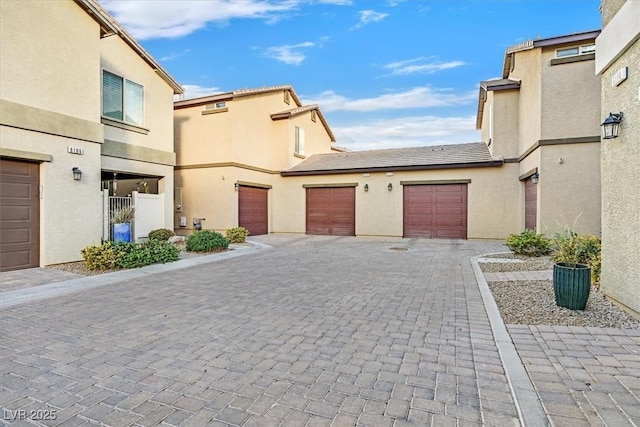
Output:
99,0,602,151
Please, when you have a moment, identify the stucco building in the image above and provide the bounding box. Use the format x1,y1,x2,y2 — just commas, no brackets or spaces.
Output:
477,30,602,236
0,0,182,271
596,0,639,317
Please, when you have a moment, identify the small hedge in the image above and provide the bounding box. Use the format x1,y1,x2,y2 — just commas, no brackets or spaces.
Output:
554,229,601,285
186,230,229,253
148,228,174,241
505,229,552,256
81,240,179,271
226,226,250,243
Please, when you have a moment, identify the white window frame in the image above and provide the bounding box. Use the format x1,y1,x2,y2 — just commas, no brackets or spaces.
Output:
295,126,305,155
102,70,145,126
556,44,595,58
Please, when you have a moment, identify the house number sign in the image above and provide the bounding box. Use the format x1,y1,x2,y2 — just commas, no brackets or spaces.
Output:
67,146,84,155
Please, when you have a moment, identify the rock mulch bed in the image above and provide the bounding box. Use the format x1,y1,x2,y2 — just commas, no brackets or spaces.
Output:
479,254,640,329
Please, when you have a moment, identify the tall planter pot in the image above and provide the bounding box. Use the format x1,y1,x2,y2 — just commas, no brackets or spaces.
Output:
113,222,131,243
553,262,591,310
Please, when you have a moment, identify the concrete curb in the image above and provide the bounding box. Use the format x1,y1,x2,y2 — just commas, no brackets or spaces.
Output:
471,253,550,427
0,240,271,309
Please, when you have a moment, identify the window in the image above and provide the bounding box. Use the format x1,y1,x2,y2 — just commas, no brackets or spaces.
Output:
205,101,226,110
102,70,144,126
556,44,595,58
295,126,305,155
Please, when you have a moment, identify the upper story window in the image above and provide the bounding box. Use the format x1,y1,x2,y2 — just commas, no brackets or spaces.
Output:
102,70,144,126
205,101,226,110
556,44,595,58
295,126,305,155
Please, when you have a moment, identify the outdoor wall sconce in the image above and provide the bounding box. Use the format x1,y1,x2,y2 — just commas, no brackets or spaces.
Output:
234,182,239,191
531,172,539,184
364,184,369,192
601,112,623,139
388,183,393,191
72,167,82,181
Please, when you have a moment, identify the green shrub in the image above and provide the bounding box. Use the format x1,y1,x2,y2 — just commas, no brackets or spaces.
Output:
505,229,552,256
116,240,180,269
81,241,123,270
225,226,250,243
186,230,229,253
148,228,174,241
81,240,179,271
554,229,601,285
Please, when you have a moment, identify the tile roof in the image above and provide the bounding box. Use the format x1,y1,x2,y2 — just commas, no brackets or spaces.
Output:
174,85,301,108
282,142,502,176
272,104,336,142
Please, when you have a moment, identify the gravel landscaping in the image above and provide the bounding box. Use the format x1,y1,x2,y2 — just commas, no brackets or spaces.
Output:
479,254,640,329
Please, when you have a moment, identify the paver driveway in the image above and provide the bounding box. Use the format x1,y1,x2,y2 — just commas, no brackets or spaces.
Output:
1,235,520,426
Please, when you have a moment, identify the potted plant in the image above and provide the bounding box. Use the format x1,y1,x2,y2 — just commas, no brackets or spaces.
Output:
552,229,596,310
111,206,135,243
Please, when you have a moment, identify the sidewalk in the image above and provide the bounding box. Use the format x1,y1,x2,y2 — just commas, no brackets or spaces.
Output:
471,259,640,427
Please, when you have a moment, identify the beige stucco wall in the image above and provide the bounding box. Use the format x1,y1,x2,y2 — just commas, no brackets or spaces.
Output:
0,0,100,121
175,90,334,172
540,48,601,140
509,49,543,154
538,143,601,236
273,165,521,239
0,125,103,265
0,1,104,265
598,0,640,317
485,90,520,160
174,167,276,233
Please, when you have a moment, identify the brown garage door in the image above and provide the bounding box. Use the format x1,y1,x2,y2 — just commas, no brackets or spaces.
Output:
403,184,467,239
306,187,355,236
238,185,268,236
525,178,537,230
0,159,40,271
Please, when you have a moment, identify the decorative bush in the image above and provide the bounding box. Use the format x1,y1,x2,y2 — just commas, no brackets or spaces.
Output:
225,226,250,243
505,229,552,256
81,240,179,271
554,229,601,285
148,228,174,241
186,230,229,253
81,241,123,270
116,240,180,269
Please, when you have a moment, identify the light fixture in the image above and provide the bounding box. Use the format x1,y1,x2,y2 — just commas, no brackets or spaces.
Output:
72,167,82,181
531,172,539,184
364,184,369,192
601,112,623,139
388,183,393,191
234,183,239,191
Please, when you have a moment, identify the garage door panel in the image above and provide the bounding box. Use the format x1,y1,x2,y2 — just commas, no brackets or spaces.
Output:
238,186,268,236
403,184,467,239
0,159,40,271
306,187,355,236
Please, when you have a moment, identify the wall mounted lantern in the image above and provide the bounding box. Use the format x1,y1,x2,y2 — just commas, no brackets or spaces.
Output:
387,183,393,191
72,167,82,181
364,184,369,192
531,172,539,184
234,182,239,191
601,112,623,139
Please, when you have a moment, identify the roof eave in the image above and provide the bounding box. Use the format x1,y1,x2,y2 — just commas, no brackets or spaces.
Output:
75,0,184,95
281,160,504,177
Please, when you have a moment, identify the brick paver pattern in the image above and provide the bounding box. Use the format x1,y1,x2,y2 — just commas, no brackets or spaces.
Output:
0,236,520,426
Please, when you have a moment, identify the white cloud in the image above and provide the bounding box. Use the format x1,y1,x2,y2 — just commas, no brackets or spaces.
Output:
384,57,466,76
99,0,300,40
333,115,480,151
263,42,316,65
159,49,191,62
317,0,352,4
175,84,223,101
351,10,388,29
302,86,477,112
